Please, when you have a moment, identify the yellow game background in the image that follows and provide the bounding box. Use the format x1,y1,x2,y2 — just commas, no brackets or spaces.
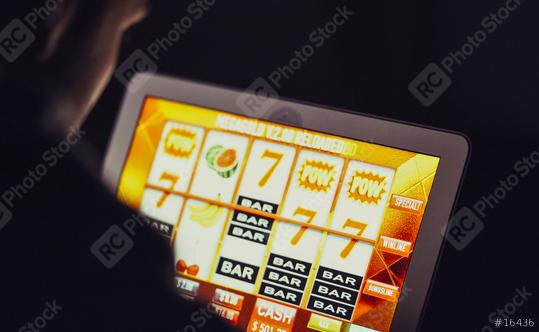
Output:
117,97,440,332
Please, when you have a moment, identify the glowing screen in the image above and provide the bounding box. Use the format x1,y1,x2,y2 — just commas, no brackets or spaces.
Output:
117,97,440,332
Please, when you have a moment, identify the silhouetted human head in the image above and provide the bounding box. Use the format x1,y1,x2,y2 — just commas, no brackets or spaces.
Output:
1,0,150,135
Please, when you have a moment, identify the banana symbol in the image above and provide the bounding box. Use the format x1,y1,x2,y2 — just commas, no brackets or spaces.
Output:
188,195,224,228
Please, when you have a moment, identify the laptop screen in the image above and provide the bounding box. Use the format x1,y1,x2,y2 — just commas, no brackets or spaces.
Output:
116,96,440,332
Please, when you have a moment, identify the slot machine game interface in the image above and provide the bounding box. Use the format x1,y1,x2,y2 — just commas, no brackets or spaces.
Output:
117,97,440,332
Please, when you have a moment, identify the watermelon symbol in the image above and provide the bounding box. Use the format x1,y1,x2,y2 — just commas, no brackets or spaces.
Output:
206,145,239,178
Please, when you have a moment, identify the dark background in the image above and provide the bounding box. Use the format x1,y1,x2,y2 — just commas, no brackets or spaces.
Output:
73,0,539,330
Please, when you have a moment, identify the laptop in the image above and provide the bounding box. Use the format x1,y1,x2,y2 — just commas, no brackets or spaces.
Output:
102,73,469,332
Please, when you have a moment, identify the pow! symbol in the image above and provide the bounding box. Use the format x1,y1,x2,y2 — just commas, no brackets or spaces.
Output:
297,160,336,193
164,128,196,158
347,170,387,205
